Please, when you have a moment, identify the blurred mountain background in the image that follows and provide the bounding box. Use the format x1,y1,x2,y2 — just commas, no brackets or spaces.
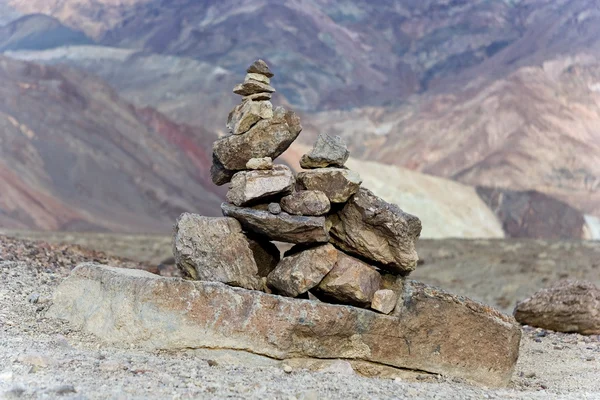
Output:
0,0,599,238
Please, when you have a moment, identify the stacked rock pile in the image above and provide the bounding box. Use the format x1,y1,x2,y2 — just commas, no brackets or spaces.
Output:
174,60,422,313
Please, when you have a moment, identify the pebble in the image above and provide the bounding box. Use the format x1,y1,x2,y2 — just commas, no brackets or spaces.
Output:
27,293,40,304
283,365,293,374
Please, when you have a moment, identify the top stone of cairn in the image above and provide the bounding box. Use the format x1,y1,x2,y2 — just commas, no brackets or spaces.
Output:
247,59,274,78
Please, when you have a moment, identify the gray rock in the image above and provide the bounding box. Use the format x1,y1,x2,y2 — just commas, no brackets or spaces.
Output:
300,133,350,168
233,80,275,96
280,190,331,216
514,280,600,334
243,92,272,101
213,107,302,173
246,157,273,170
221,203,329,244
226,165,295,206
227,100,273,135
172,213,262,290
267,244,338,297
316,252,382,306
371,289,398,314
247,59,274,78
211,154,235,186
329,188,422,275
268,203,282,215
49,264,522,387
245,72,270,84
297,168,362,203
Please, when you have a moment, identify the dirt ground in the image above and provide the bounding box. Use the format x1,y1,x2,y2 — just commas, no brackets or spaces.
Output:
1,232,600,399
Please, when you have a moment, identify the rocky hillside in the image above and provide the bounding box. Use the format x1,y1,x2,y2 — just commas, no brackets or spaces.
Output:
0,55,222,232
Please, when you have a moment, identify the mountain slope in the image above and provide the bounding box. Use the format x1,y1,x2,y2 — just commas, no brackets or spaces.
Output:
0,55,222,232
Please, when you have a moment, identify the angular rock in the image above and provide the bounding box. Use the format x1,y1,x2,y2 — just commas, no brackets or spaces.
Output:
245,72,270,84
213,107,302,173
243,92,272,102
227,100,273,135
268,203,281,215
329,188,422,275
233,80,275,96
247,236,280,278
267,244,338,297
172,213,261,290
210,154,235,186
222,203,329,244
297,168,361,203
226,165,294,206
280,190,331,216
49,264,521,387
247,59,274,78
371,289,398,314
316,252,382,306
514,280,600,334
300,133,350,169
246,157,273,170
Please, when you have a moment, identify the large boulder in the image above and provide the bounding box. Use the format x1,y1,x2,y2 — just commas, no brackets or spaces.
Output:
300,133,350,169
221,203,329,244
280,190,331,216
49,264,522,387
172,213,262,290
329,188,422,275
297,168,362,203
226,165,295,206
267,244,338,297
316,252,382,306
514,280,600,334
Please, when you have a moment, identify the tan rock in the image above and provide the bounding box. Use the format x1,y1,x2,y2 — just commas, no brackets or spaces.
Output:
49,264,521,387
300,133,350,169
172,213,261,290
316,252,382,306
267,244,338,297
329,188,422,275
514,280,600,334
243,92,272,101
247,59,274,78
233,80,275,96
226,165,294,206
227,100,273,135
297,168,362,203
245,72,270,84
371,289,398,314
246,157,273,170
280,190,330,216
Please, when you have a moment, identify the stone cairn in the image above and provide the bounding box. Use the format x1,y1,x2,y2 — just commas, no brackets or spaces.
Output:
173,59,422,312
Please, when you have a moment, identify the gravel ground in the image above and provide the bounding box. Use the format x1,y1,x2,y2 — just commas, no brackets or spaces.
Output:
1,236,600,399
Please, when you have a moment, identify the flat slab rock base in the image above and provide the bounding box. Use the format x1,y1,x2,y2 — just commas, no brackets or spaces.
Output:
48,264,521,387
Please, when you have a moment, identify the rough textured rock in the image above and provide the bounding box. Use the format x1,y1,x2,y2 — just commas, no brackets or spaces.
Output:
243,92,272,101
49,264,521,387
246,157,273,170
316,252,382,306
213,107,302,172
371,289,398,314
297,168,362,203
329,188,422,275
267,244,338,297
210,155,236,186
247,237,280,278
300,133,350,168
226,165,294,206
247,59,274,78
514,280,600,335
222,203,329,244
268,203,281,215
233,80,275,96
227,100,273,135
245,72,270,84
172,213,261,290
280,190,331,216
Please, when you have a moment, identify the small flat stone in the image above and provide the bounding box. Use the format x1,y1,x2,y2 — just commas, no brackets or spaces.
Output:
245,72,270,84
233,80,275,96
247,59,274,78
280,190,331,216
226,165,294,206
243,92,272,101
371,289,398,314
246,157,273,170
297,168,362,203
300,133,350,169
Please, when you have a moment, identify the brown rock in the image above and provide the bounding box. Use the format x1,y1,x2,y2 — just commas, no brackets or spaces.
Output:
172,213,261,290
247,59,274,78
213,107,302,173
233,80,275,96
316,252,382,306
246,157,273,170
297,168,361,203
267,244,338,297
300,133,350,169
247,236,280,278
226,165,294,206
49,264,521,386
210,154,235,186
280,190,331,216
371,289,398,314
221,203,329,244
329,188,422,275
514,280,600,334
227,100,273,135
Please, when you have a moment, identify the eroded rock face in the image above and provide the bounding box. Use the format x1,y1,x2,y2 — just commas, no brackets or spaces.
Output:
221,203,329,244
49,264,521,387
297,168,362,203
316,252,382,306
514,280,600,335
329,188,422,275
300,133,350,169
226,165,294,206
267,244,338,297
280,190,331,216
172,213,261,290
